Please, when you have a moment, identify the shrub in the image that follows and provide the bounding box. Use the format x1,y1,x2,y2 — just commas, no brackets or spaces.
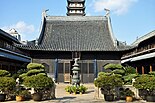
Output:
71,86,77,94
124,66,136,75
124,88,135,97
98,72,111,77
65,86,72,93
104,63,124,70
123,74,138,85
133,74,155,90
27,63,45,70
134,74,155,96
23,75,54,91
94,74,123,91
112,69,125,75
0,70,11,77
79,85,88,93
26,69,45,76
65,85,88,94
19,73,27,82
149,71,155,76
12,73,19,80
16,89,31,99
37,73,47,76
0,77,16,93
94,74,123,95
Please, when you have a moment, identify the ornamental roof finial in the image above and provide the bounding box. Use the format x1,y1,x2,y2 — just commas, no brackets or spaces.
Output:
42,9,49,19
104,8,110,17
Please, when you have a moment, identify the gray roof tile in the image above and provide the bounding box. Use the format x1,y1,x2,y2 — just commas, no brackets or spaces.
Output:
16,16,120,51
132,30,155,46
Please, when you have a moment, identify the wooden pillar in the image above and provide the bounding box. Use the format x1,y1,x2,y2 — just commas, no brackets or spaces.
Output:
136,67,138,73
0,64,1,69
142,66,144,74
150,65,152,72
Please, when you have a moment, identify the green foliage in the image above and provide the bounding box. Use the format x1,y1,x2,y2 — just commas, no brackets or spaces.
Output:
149,71,155,76
19,63,47,84
124,66,136,75
78,85,88,93
19,73,27,80
27,63,45,70
104,63,124,70
12,69,27,80
98,72,111,77
0,77,16,93
0,70,11,77
65,85,88,94
23,75,54,90
94,74,123,95
133,74,155,90
94,74,123,88
124,89,135,96
114,74,123,78
123,74,138,85
12,73,19,80
65,86,72,93
112,69,125,75
37,73,47,76
26,69,45,76
71,86,77,93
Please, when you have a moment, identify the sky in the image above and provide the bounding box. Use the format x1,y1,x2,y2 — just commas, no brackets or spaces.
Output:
0,0,155,45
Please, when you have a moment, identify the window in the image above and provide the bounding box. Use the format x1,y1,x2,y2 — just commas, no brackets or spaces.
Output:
64,63,70,73
89,63,94,73
58,63,63,73
82,63,88,74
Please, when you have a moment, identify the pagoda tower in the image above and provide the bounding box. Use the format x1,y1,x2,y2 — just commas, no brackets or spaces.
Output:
67,0,86,16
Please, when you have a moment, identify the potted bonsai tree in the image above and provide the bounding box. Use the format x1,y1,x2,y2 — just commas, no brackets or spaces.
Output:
0,77,16,101
0,70,16,102
94,73,123,101
124,88,135,102
23,74,54,101
15,86,31,101
21,63,55,101
133,74,155,102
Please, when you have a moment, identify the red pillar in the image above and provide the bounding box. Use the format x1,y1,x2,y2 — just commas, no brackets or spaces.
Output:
136,67,138,73
150,65,152,72
142,66,144,74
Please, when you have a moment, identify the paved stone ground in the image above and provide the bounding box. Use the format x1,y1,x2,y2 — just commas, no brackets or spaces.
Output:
1,83,151,103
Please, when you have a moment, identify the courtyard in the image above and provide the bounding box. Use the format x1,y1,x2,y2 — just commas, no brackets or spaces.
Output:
1,83,149,103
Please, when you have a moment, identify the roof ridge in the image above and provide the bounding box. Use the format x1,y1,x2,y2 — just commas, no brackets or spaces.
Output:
132,30,155,46
46,16,107,21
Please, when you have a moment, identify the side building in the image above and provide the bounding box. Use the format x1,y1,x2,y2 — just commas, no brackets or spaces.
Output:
16,0,129,83
0,29,31,73
121,30,155,74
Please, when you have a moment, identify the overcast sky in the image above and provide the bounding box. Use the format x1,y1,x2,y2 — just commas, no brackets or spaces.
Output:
0,0,155,44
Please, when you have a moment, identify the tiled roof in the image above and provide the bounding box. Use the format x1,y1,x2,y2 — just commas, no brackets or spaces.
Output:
0,29,20,43
116,41,135,51
68,0,85,2
17,16,119,51
132,30,155,46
